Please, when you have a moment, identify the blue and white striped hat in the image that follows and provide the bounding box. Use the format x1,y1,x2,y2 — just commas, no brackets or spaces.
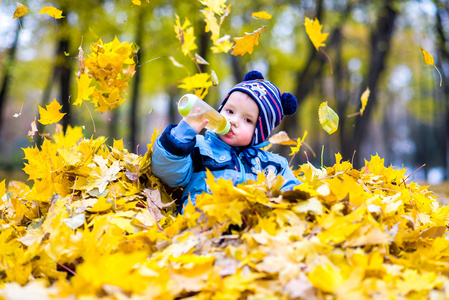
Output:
219,70,298,146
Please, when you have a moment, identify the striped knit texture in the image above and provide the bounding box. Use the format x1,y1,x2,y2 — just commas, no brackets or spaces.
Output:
219,79,284,146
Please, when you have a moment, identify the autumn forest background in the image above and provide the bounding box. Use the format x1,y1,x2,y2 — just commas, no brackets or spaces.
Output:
0,0,448,186
3,0,449,298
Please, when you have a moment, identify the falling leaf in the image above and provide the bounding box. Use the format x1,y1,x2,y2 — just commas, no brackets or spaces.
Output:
77,45,85,78
12,103,23,118
268,131,297,146
232,26,266,56
360,87,370,116
168,56,185,69
211,35,234,53
174,14,197,55
289,131,308,156
178,73,212,98
200,0,227,15
211,70,219,86
252,11,272,20
13,3,29,19
132,0,141,5
27,119,38,141
39,6,64,19
420,46,442,87
318,101,339,134
194,53,209,65
202,8,220,42
74,73,95,106
38,98,66,125
304,17,328,50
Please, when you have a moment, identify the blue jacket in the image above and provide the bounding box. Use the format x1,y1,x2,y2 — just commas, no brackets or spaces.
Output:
151,120,301,211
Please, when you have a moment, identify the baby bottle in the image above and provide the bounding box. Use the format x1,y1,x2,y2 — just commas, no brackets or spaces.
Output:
177,94,230,135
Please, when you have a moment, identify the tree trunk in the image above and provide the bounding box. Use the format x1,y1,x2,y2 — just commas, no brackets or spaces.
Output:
341,1,397,167
130,9,144,152
0,21,20,138
36,15,72,146
435,4,449,179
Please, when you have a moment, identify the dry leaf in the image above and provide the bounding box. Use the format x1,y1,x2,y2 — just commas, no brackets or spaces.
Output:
232,26,266,56
13,3,29,19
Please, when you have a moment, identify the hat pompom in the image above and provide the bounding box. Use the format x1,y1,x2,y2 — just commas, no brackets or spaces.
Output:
281,93,297,115
243,70,264,81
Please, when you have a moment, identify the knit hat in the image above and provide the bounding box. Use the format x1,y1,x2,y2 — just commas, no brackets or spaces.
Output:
218,70,298,145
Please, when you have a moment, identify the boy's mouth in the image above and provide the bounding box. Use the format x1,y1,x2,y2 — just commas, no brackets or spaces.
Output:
224,131,234,138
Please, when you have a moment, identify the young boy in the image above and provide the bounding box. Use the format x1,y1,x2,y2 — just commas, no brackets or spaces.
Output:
151,70,301,212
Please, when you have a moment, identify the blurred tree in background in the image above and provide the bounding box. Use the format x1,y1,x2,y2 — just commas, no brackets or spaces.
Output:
0,0,448,183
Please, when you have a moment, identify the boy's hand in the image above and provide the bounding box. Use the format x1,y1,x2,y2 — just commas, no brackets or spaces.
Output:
183,117,209,133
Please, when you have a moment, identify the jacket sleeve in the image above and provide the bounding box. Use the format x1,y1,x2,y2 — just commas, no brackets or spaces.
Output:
279,157,302,191
151,120,198,187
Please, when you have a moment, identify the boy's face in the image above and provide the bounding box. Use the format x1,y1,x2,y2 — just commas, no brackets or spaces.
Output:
219,91,259,147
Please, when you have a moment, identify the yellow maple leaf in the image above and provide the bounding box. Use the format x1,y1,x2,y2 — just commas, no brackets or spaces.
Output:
211,35,234,53
420,46,442,87
87,196,114,213
232,26,266,56
289,131,308,156
13,3,29,19
252,10,272,20
202,8,220,42
39,6,64,19
74,73,95,106
359,87,370,116
174,15,197,56
200,0,227,15
178,73,212,98
318,101,339,134
304,17,328,50
38,98,66,125
132,0,141,5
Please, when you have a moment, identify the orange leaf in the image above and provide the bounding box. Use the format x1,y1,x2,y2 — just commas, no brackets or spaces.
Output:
232,26,266,56
39,6,64,19
304,17,328,50
13,3,29,19
38,98,66,125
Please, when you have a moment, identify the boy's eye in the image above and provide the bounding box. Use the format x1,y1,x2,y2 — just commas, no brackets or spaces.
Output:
226,109,234,114
245,118,253,124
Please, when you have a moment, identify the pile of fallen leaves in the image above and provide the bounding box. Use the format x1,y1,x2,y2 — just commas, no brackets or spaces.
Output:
1,126,449,300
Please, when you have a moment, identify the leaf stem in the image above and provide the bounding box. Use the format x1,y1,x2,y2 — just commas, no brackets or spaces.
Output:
320,48,333,75
82,99,96,132
347,111,361,118
433,65,442,87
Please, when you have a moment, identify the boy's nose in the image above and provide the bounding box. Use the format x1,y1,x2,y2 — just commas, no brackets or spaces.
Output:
228,116,238,127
